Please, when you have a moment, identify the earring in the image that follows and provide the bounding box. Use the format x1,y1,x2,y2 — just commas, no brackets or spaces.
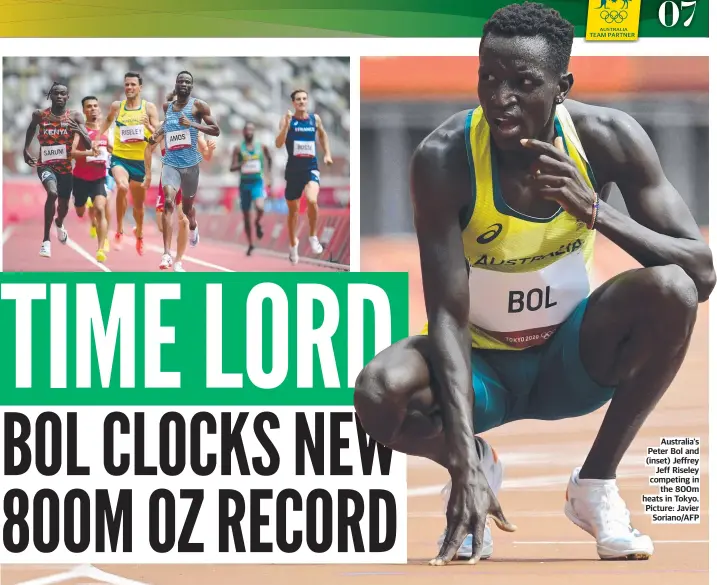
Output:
556,96,564,104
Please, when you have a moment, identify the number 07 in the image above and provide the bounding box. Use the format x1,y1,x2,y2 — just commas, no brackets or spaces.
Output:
659,1,698,27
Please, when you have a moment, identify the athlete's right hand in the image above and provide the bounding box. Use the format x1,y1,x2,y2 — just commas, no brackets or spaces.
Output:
283,110,292,126
142,175,151,191
431,469,516,566
23,149,37,167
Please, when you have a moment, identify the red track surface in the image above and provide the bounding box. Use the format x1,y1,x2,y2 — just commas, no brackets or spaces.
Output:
3,212,336,273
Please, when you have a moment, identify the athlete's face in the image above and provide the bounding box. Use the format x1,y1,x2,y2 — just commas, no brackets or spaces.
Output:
176,74,193,97
292,92,308,113
82,99,100,122
50,86,69,108
124,76,141,99
477,34,572,151
244,123,255,141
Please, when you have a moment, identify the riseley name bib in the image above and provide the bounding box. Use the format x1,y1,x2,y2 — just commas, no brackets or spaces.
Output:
119,125,145,143
242,159,261,174
166,129,191,150
468,250,590,349
41,144,67,163
293,140,315,157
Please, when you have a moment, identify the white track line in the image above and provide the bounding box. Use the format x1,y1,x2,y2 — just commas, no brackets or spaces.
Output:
513,540,708,545
82,565,149,585
144,243,234,272
3,225,15,244
408,510,710,518
12,566,85,585
65,237,111,272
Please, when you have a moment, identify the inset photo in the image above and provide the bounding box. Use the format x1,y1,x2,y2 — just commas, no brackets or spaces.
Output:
3,56,350,272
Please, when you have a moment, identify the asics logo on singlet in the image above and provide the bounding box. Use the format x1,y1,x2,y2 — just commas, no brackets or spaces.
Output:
476,223,503,244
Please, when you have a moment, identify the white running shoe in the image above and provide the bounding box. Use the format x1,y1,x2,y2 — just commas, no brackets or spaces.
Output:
173,261,185,272
159,253,173,270
189,225,199,248
308,235,323,255
55,223,68,244
436,436,503,560
289,243,299,265
39,240,51,258
564,467,654,560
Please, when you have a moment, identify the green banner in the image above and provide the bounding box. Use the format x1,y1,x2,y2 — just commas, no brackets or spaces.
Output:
0,272,408,406
0,0,707,37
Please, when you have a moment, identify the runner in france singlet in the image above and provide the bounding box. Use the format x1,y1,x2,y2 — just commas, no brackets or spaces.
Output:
37,109,74,174
112,99,152,161
423,104,599,351
285,113,318,173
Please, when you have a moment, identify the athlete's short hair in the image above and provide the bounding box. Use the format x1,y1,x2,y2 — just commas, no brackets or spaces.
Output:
81,95,98,107
124,71,143,85
481,2,574,74
177,70,193,82
291,89,308,101
46,81,68,99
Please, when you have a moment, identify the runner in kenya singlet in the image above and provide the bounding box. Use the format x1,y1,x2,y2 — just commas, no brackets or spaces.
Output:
423,104,599,352
37,108,74,175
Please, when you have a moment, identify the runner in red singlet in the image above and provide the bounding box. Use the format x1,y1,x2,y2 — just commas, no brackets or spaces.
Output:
71,96,111,263
23,81,93,258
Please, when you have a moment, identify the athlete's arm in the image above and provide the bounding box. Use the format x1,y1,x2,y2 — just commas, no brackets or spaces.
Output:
527,102,715,302
142,140,158,190
70,132,96,158
315,114,333,164
275,111,292,148
198,135,216,161
23,110,41,166
262,144,273,183
411,116,513,564
68,110,93,149
96,101,120,141
184,100,220,137
229,145,242,172
146,102,161,135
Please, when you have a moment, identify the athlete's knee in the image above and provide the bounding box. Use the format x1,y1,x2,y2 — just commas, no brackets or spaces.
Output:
164,199,175,214
641,265,698,337
354,358,413,445
116,180,129,193
45,189,58,202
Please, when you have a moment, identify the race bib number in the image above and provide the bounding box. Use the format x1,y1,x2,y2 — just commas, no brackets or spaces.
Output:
467,250,590,349
293,140,316,157
119,125,145,143
166,129,192,151
40,144,67,163
87,146,109,165
241,159,261,174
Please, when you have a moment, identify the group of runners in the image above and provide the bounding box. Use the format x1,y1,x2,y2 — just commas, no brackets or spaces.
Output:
24,69,332,270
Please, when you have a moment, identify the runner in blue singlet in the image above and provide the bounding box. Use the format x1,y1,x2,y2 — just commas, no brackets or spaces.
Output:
275,89,333,265
149,71,220,271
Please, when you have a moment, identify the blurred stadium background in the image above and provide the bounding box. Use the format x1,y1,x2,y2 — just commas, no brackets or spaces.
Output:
360,56,709,332
3,56,350,268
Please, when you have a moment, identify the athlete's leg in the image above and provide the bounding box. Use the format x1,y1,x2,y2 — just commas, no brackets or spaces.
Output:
254,182,266,240
179,165,201,248
54,175,72,236
575,265,698,479
93,195,108,261
174,204,189,271
112,165,130,236
160,165,181,264
239,187,254,252
129,179,146,252
39,170,60,245
304,180,320,238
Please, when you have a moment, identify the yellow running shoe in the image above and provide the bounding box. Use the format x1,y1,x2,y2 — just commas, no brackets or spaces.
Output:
90,225,97,239
96,248,107,263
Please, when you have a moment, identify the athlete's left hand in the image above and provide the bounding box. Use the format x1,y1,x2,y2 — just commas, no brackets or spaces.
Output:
324,154,333,165
179,114,192,128
206,139,217,152
521,136,596,224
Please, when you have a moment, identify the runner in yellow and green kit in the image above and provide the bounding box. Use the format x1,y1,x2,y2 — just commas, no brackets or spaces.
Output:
96,71,160,255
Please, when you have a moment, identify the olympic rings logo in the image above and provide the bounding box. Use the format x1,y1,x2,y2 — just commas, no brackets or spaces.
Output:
600,9,628,23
